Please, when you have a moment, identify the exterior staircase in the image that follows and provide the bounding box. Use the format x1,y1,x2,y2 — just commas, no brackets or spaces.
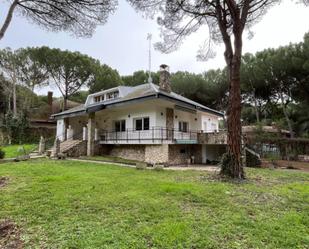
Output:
59,139,86,157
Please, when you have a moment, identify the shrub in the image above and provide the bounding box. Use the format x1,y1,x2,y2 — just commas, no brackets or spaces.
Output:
0,148,5,159
220,152,233,176
246,150,261,168
136,162,147,170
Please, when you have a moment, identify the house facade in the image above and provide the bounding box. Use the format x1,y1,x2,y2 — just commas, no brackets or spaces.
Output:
52,65,227,165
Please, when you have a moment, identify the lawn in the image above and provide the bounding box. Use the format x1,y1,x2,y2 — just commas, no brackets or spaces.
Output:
79,155,142,165
1,144,37,158
0,159,308,249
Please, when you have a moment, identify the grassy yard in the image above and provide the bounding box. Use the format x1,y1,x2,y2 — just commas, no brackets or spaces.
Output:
0,159,308,248
79,155,142,165
1,144,37,158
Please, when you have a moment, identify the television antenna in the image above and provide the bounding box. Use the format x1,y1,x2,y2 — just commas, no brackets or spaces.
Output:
147,33,153,84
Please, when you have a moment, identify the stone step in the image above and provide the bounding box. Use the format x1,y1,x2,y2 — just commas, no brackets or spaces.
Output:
60,139,84,153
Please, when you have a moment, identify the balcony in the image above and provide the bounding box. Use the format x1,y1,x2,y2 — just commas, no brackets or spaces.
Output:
98,127,198,145
97,127,228,145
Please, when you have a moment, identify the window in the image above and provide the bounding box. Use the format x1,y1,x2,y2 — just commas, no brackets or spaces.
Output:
179,121,188,132
135,119,143,131
134,117,150,131
107,91,119,100
115,120,126,132
211,123,217,132
94,95,104,103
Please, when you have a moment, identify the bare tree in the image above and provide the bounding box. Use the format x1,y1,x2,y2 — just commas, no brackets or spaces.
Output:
0,0,118,40
128,0,307,178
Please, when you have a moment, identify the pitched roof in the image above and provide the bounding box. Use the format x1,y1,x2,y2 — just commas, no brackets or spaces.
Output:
52,83,224,118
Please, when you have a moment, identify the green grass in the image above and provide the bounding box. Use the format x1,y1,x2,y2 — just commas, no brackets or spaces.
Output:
79,155,141,165
1,144,37,158
0,159,308,248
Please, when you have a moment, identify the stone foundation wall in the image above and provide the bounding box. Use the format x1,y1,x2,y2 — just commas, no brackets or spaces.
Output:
145,145,169,164
95,144,203,165
168,144,203,165
168,145,191,165
108,145,145,162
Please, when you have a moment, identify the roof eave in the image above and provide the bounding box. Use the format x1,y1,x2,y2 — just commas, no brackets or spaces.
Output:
157,92,224,117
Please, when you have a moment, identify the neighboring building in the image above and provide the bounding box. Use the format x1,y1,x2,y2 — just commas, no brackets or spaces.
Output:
52,65,227,165
29,92,81,137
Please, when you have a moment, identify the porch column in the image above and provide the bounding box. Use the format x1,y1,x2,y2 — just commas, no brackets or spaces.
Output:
94,128,99,141
87,113,95,156
67,125,73,140
64,118,69,140
202,144,207,164
83,126,88,141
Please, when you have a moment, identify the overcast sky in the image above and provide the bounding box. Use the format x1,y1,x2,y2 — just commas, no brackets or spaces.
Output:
0,0,308,96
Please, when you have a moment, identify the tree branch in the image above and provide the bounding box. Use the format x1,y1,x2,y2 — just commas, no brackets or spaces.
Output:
0,0,19,40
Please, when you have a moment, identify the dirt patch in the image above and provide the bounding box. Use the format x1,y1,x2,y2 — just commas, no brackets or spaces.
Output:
0,220,23,249
0,177,9,188
262,160,309,172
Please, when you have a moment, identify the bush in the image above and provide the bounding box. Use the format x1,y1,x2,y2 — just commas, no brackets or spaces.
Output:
0,148,5,159
246,150,261,168
220,153,233,176
136,162,147,170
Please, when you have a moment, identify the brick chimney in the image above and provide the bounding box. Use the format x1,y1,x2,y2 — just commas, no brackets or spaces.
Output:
159,64,171,93
47,91,53,116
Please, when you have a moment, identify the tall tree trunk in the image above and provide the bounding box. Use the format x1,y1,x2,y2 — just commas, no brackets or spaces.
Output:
8,94,11,112
63,96,68,111
253,95,260,123
12,75,17,116
0,0,19,40
279,91,294,138
222,28,245,179
226,56,244,178
8,135,12,145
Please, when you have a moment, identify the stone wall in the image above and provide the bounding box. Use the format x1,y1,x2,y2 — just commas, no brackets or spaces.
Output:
95,143,203,166
198,131,227,144
166,108,174,139
168,144,203,165
108,145,145,162
145,145,169,164
168,145,191,165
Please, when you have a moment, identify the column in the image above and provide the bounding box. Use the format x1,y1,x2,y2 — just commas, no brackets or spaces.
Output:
87,113,95,156
83,126,88,141
94,128,98,141
67,125,73,140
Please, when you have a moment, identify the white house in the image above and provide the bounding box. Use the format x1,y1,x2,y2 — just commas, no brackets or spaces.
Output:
52,65,227,165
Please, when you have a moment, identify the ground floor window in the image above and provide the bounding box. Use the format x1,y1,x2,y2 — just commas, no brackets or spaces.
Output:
114,120,126,132
179,121,188,132
134,117,150,130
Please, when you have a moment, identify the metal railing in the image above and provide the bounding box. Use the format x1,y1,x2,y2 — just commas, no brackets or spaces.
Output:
99,127,198,143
